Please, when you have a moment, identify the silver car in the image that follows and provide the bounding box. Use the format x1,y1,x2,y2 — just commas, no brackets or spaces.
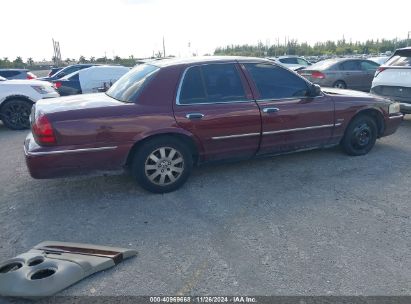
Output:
0,69,37,80
298,58,379,91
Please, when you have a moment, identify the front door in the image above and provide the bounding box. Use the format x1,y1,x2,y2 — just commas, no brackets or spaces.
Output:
241,62,335,155
173,63,261,162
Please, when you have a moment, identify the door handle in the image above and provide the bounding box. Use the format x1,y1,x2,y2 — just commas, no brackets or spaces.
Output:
185,113,205,120
262,107,280,113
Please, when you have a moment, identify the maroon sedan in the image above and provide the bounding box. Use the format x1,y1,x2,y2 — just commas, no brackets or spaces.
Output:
24,57,403,193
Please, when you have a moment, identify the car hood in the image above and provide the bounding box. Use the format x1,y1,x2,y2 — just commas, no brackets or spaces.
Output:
322,87,390,103
34,93,123,115
322,88,374,98
2,79,53,86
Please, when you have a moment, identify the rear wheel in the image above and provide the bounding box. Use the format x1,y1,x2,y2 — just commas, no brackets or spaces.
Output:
341,115,377,156
0,99,32,130
131,137,193,193
333,80,347,89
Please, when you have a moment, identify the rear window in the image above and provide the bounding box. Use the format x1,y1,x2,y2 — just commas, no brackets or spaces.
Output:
0,70,21,78
308,59,339,70
386,51,411,67
106,64,159,102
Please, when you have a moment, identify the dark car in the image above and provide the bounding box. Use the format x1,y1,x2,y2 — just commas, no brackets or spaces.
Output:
299,58,380,91
0,69,37,80
48,67,63,77
24,57,403,193
38,64,98,82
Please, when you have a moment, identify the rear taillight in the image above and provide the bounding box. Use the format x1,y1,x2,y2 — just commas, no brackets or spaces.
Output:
32,114,56,145
54,81,62,89
27,72,36,80
311,71,325,79
375,66,387,77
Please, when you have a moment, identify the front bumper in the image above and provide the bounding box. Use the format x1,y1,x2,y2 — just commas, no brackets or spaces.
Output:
24,133,128,179
383,113,404,137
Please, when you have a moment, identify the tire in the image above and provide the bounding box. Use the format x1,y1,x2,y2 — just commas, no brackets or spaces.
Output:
0,99,32,130
333,80,347,89
340,115,378,156
131,136,193,193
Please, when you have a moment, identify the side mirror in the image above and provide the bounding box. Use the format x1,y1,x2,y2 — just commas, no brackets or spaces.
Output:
310,84,322,97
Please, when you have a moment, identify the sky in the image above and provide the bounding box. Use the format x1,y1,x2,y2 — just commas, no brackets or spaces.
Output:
1,0,410,61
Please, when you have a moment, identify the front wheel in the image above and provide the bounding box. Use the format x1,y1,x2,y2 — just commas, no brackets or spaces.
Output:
0,99,32,130
341,115,378,156
131,137,193,193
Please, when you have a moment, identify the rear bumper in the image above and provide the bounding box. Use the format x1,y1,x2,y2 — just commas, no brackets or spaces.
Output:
24,133,129,179
383,114,404,137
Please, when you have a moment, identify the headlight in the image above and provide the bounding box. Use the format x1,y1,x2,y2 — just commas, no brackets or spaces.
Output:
389,102,401,114
31,85,54,94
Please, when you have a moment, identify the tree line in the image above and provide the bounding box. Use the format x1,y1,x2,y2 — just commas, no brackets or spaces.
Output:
214,38,409,57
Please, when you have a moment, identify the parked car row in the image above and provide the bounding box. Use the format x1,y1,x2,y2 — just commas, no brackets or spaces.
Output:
24,56,403,193
0,65,129,129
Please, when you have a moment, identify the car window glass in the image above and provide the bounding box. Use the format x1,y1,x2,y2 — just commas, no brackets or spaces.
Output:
386,54,411,67
179,66,207,104
297,58,309,66
0,70,20,77
361,61,379,71
244,63,309,100
201,64,247,103
68,73,79,81
280,58,298,64
340,61,361,71
179,64,247,104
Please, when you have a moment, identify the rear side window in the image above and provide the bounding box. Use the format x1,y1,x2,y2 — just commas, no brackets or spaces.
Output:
0,70,20,78
179,63,247,105
340,61,361,71
68,73,79,81
386,53,411,67
244,63,309,100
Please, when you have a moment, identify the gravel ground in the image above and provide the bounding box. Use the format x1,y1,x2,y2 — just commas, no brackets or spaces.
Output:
0,117,410,296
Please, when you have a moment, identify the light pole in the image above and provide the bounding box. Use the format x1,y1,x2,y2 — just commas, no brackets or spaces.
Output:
408,31,411,47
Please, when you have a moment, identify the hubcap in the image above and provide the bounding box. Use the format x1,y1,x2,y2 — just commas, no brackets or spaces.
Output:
352,123,371,149
144,147,184,186
4,103,30,128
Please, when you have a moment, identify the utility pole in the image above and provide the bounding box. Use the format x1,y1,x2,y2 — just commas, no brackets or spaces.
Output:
163,36,166,58
408,31,411,47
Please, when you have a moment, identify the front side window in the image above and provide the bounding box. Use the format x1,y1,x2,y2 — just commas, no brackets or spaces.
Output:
361,60,379,71
244,63,309,100
106,64,159,102
179,63,247,105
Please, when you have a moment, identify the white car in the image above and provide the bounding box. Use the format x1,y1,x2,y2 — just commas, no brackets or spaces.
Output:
0,76,59,129
266,56,311,71
371,47,411,114
54,66,130,96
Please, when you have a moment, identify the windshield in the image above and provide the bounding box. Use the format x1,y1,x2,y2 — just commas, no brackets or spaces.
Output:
106,64,159,102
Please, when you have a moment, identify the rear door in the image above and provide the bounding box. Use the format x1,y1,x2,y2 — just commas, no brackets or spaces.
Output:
241,62,335,155
339,60,364,89
173,63,262,162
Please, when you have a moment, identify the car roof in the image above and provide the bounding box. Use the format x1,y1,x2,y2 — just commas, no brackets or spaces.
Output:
148,56,268,68
0,68,28,71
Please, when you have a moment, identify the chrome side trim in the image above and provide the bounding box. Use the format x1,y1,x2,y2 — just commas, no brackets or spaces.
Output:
389,114,404,120
24,146,117,156
263,124,335,135
211,132,260,140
